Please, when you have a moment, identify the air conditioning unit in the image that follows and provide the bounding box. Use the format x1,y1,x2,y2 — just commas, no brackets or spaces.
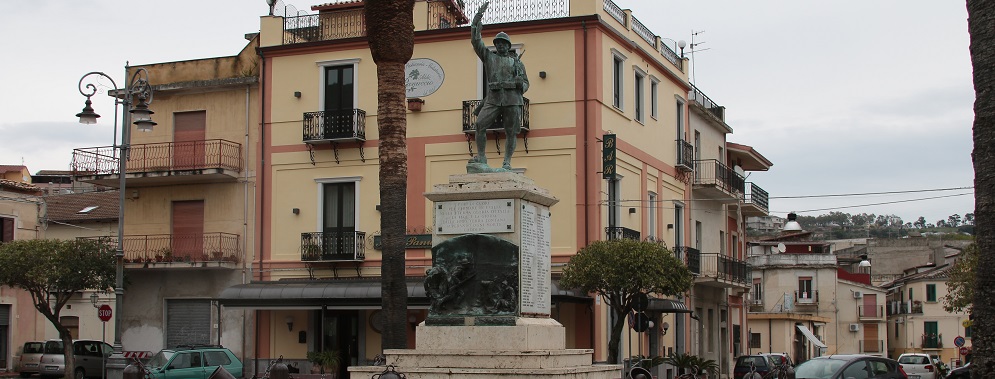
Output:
853,291,863,299
849,323,860,332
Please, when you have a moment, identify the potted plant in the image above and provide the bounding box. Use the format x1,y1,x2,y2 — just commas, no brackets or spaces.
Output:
407,97,425,111
306,350,340,376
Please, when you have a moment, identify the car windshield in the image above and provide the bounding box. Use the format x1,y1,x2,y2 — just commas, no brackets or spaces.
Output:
736,356,768,368
23,343,44,354
899,355,930,364
794,358,847,379
148,351,174,368
43,341,63,354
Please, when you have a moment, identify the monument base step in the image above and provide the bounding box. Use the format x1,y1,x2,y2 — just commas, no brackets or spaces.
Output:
416,318,565,350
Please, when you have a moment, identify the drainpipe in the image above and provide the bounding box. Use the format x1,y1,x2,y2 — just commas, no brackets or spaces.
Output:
253,44,268,378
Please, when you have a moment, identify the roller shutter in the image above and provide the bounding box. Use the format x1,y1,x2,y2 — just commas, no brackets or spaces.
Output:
165,300,210,348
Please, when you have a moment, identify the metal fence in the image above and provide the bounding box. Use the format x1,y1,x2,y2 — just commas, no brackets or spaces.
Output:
72,140,243,175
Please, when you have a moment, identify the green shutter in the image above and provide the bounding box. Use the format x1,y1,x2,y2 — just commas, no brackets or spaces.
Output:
927,284,937,302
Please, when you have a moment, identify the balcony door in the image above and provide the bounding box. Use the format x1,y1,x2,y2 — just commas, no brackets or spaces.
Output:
172,200,205,261
174,111,206,170
324,65,355,136
323,182,356,257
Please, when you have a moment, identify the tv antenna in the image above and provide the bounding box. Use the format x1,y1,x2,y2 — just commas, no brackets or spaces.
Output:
687,30,710,85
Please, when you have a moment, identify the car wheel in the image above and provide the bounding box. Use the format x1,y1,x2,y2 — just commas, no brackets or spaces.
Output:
75,367,86,379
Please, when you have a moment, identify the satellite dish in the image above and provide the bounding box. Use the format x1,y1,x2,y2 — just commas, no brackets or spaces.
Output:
777,243,786,253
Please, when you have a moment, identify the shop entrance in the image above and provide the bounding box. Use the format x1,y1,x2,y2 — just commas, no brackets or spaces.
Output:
315,310,359,378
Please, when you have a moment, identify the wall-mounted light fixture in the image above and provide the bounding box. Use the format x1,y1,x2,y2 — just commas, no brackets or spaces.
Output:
667,224,674,229
629,208,636,214
90,292,99,308
292,208,300,215
294,91,302,98
661,321,670,335
539,71,547,79
285,315,295,331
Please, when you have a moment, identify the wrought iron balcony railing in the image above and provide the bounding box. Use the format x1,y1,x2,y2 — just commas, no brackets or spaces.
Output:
698,253,751,284
689,84,725,121
605,226,640,241
694,159,746,196
858,305,885,319
922,334,943,349
72,139,243,175
673,246,701,276
745,183,769,211
82,233,241,265
303,109,367,143
795,290,819,304
676,139,694,172
887,301,924,315
301,231,367,262
461,98,531,134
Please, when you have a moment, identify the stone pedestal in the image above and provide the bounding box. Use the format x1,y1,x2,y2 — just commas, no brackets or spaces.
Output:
348,174,618,379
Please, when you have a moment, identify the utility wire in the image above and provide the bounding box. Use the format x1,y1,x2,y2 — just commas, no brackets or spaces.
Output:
770,186,974,200
773,193,973,214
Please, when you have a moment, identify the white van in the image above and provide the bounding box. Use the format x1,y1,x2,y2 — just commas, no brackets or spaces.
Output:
39,339,113,379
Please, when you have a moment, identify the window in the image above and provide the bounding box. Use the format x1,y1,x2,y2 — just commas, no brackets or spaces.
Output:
321,181,358,256
319,59,360,135
895,321,900,338
204,351,232,366
732,235,739,257
650,78,659,119
648,192,657,240
966,324,972,338
693,130,701,161
752,279,762,303
1,216,13,242
634,69,645,122
608,176,622,228
719,231,726,254
60,316,79,340
676,99,685,139
707,309,715,352
612,51,626,109
909,288,914,302
926,284,937,302
695,221,702,250
749,333,761,348
674,202,684,247
798,277,814,300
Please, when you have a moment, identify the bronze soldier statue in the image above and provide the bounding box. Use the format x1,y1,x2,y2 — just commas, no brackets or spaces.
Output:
467,1,529,173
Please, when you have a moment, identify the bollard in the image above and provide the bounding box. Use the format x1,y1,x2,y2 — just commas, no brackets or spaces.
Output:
122,363,144,379
269,360,290,379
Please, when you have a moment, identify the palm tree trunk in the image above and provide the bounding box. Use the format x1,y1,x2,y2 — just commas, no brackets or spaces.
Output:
365,0,414,350
968,0,995,376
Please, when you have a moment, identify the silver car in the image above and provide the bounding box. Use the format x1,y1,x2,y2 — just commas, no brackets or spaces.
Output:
39,340,113,379
17,342,45,377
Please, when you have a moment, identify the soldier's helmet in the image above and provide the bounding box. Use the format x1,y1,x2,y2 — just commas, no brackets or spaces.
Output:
493,32,512,45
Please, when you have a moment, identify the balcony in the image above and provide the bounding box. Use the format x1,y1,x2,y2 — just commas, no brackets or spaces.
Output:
858,305,885,321
693,159,745,202
922,334,943,349
72,140,243,187
747,297,765,312
303,109,367,164
301,231,367,262
696,253,750,288
673,246,701,276
84,233,241,269
675,139,694,172
739,183,769,217
605,226,640,241
887,301,924,316
461,98,532,155
860,340,884,354
688,84,726,122
794,290,820,306
281,0,471,45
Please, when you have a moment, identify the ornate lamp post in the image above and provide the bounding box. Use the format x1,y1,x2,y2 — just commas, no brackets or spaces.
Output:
76,67,155,379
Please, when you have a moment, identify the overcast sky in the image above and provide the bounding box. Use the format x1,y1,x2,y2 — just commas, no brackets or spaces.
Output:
0,1,975,225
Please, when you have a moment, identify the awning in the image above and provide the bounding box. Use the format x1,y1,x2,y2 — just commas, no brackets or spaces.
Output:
796,324,827,348
646,298,693,313
219,278,591,308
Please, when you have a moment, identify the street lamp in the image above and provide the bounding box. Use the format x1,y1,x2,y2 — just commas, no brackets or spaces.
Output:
76,67,155,379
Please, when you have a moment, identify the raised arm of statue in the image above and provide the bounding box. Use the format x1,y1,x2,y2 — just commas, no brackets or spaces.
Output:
470,1,490,58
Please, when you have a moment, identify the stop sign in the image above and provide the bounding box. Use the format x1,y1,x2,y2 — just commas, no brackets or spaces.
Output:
960,347,970,356
98,304,112,322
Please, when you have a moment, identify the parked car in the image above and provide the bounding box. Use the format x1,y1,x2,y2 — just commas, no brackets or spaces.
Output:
794,354,907,379
945,363,969,379
145,345,243,379
39,339,113,379
17,341,45,378
734,355,778,379
761,352,795,367
898,353,940,379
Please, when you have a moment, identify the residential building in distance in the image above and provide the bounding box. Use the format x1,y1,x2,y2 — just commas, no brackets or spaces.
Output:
70,34,260,362
884,257,970,364
747,232,887,363
747,215,785,234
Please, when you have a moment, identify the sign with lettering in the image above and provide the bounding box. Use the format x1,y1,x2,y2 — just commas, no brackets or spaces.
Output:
436,199,515,235
602,133,617,179
372,234,433,250
519,202,551,316
405,58,445,98
97,304,112,322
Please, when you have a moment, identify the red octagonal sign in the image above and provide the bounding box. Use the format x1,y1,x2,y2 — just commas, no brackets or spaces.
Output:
98,304,112,322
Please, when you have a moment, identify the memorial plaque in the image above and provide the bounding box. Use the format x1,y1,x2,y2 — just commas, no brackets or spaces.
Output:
436,199,515,235
519,202,551,316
